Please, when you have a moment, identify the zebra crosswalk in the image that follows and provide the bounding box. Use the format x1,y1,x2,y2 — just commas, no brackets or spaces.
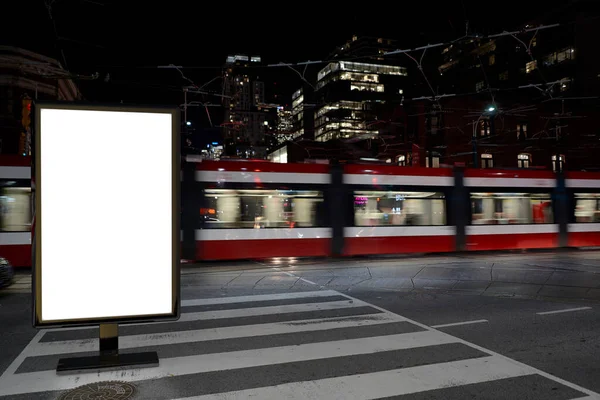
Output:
0,289,597,399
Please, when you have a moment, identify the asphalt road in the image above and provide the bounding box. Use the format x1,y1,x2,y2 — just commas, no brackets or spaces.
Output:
0,250,599,399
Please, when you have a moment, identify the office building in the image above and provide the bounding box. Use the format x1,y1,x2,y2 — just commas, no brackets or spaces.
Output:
222,55,269,151
314,60,407,142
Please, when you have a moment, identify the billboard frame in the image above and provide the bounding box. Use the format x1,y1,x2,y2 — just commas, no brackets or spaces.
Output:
32,101,181,329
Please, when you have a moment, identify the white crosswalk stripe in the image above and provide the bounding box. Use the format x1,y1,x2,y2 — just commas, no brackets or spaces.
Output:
0,289,598,399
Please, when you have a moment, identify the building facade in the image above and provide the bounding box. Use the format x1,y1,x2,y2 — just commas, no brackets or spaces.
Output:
409,5,600,171
0,46,80,155
314,60,407,143
290,87,314,140
221,54,270,153
327,35,400,63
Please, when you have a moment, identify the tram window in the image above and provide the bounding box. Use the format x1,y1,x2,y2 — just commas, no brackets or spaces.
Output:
0,186,32,232
574,193,600,223
470,193,553,225
203,189,324,228
353,191,446,226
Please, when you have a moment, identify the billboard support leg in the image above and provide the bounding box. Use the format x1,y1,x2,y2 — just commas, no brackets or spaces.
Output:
100,323,119,356
56,323,159,375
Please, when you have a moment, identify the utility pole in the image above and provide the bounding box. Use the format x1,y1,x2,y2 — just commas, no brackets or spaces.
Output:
184,88,188,124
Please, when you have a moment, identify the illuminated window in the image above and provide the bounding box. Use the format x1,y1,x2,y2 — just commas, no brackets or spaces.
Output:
203,189,324,229
350,82,384,92
552,154,565,172
396,154,407,166
353,191,446,227
517,153,531,168
377,38,383,43
574,193,600,223
471,192,553,225
526,60,538,73
517,123,528,139
340,72,379,82
426,154,440,168
499,71,509,81
0,186,31,232
481,153,493,168
545,48,575,65
479,119,491,137
489,54,495,66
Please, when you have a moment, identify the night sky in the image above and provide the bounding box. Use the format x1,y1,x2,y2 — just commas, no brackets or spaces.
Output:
5,0,571,126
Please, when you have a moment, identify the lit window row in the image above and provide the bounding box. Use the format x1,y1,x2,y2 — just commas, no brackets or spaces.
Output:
480,153,566,172
292,95,304,109
350,82,385,92
0,187,31,232
315,101,366,118
471,193,553,225
354,191,446,227
315,128,378,142
317,61,407,81
575,193,600,223
543,47,575,66
202,189,324,229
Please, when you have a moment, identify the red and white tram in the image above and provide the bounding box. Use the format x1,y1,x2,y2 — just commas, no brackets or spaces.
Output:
186,160,332,260
341,164,455,256
3,156,600,267
565,171,600,247
464,169,559,251
0,156,32,267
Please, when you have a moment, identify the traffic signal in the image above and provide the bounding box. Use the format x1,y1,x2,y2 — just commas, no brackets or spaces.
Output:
21,98,32,130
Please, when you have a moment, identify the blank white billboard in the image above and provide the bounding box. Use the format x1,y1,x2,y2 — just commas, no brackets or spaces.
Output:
34,105,179,326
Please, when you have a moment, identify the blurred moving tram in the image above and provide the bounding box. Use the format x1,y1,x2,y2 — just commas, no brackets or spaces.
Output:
3,156,600,267
0,156,32,267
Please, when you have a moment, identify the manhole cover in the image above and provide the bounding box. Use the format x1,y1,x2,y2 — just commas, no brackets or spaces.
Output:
58,381,137,400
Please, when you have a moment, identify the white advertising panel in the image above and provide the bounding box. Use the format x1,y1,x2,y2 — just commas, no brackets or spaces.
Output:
33,104,180,326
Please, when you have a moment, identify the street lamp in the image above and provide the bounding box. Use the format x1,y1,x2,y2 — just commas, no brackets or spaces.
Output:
186,121,192,126
487,106,496,112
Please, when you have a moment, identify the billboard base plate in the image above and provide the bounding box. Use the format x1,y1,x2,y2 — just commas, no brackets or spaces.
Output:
56,351,159,375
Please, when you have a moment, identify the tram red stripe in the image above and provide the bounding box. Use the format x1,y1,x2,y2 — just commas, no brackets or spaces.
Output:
196,239,331,260
466,233,558,251
0,245,31,267
568,232,600,247
343,236,455,256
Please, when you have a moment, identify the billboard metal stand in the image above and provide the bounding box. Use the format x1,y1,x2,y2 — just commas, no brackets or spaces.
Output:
56,323,159,374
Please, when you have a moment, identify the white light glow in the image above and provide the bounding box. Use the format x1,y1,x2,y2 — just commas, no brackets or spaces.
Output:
39,108,174,322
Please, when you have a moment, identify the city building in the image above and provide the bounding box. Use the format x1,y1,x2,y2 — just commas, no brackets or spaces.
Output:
290,84,317,140
221,54,270,156
0,46,80,155
327,35,400,63
275,106,294,144
410,4,600,171
313,60,408,142
311,35,408,144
